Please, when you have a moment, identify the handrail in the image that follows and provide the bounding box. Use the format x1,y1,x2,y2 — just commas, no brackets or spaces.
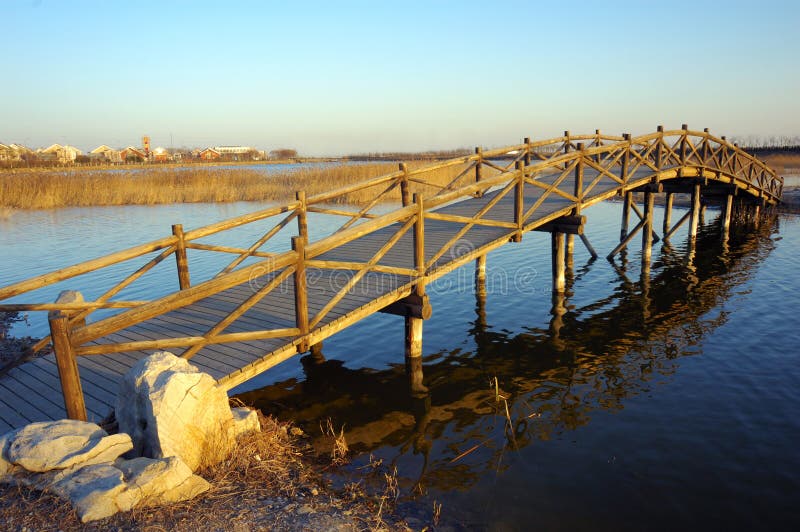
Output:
0,128,782,323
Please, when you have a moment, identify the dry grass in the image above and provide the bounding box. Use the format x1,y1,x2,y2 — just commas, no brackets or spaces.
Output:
761,153,800,174
0,412,415,531
0,160,497,209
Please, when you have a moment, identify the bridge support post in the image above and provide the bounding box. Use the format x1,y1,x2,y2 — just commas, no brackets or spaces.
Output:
309,342,325,364
721,194,733,239
620,191,632,241
475,255,487,297
663,192,673,236
642,191,655,272
48,310,87,422
404,193,429,397
405,315,426,396
688,183,701,239
552,232,566,293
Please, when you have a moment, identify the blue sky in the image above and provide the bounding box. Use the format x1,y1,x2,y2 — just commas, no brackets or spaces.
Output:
2,0,798,155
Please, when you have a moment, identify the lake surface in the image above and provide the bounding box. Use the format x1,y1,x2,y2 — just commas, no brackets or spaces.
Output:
1,199,798,530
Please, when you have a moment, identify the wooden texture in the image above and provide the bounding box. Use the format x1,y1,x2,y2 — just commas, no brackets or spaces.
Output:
48,312,87,421
172,224,191,290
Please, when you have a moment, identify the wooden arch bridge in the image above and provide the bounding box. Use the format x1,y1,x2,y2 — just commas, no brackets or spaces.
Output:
0,126,782,432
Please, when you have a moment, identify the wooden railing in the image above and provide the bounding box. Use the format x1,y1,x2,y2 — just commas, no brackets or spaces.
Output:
0,127,782,418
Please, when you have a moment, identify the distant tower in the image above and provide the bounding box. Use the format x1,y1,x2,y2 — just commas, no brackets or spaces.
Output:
143,136,151,157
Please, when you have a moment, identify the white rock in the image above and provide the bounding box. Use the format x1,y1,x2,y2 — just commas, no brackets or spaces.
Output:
116,351,235,471
0,429,20,479
231,407,261,439
6,420,132,472
116,456,208,508
51,464,128,523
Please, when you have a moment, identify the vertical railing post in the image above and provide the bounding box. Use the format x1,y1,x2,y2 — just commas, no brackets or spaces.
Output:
567,143,584,267
171,224,190,290
399,163,411,207
702,128,710,163
594,129,602,163
523,137,531,166
292,236,309,352
413,193,426,296
48,310,87,421
655,125,664,174
621,133,631,185
474,147,484,198
475,147,483,184
513,160,524,242
680,124,688,166
295,190,308,242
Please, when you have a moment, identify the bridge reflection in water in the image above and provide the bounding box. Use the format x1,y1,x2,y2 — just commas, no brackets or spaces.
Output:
237,215,777,494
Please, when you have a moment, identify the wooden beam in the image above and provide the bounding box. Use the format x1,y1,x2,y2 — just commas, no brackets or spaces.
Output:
551,232,565,293
533,215,586,235
512,161,524,242
579,233,599,259
172,224,190,290
405,316,427,396
688,183,701,238
721,193,733,234
292,236,309,352
48,310,87,421
379,292,432,319
642,191,655,267
663,192,674,235
608,218,645,259
621,191,632,240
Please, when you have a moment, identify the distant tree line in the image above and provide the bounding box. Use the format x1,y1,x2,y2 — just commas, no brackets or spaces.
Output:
345,148,471,161
732,135,800,151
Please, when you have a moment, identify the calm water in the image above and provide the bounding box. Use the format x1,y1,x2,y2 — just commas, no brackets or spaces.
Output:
1,200,799,530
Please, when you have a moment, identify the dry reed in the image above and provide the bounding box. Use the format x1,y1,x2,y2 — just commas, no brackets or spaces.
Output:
761,153,800,175
0,161,497,210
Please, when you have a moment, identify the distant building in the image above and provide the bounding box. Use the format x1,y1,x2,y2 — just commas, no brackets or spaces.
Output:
152,147,171,162
39,144,83,164
120,146,147,162
90,145,122,163
199,148,221,161
212,146,252,155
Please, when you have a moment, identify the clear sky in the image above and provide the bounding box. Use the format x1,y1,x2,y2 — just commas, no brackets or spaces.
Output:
2,0,798,155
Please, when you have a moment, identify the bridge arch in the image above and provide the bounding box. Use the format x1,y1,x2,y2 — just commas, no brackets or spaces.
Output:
0,125,782,425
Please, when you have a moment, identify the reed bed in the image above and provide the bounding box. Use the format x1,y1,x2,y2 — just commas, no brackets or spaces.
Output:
761,153,800,174
0,161,496,209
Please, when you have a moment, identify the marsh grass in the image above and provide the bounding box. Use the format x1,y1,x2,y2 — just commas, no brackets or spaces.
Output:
761,153,800,175
0,161,495,209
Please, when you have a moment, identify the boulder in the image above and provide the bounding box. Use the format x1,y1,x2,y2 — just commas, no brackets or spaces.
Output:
231,407,261,439
116,456,210,508
115,351,235,471
1,429,18,478
51,464,128,523
6,420,132,472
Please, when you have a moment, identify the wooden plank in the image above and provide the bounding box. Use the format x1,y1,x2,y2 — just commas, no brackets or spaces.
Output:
0,377,62,421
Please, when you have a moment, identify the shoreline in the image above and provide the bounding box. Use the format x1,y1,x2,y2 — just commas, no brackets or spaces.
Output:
0,315,418,530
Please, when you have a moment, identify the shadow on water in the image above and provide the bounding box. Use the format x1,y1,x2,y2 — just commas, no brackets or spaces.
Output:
237,214,780,522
